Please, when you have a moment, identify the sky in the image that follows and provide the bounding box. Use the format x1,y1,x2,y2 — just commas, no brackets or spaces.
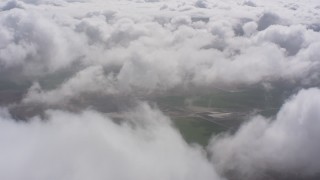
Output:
0,0,320,179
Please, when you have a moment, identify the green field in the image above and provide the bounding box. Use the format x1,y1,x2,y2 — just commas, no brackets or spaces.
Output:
173,116,227,145
155,85,289,146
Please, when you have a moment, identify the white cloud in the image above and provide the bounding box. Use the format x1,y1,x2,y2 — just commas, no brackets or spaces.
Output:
23,66,118,105
0,0,319,94
0,103,222,180
0,1,320,178
210,88,320,179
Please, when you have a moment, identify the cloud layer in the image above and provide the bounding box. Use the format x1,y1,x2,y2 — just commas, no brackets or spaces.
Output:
3,88,320,180
210,88,320,179
1,0,320,179
0,103,222,180
0,0,319,105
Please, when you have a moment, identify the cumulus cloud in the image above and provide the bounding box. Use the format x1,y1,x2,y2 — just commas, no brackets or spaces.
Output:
21,23,320,105
195,0,209,9
210,88,320,179
23,66,118,105
0,5,85,77
0,0,319,96
1,0,320,179
0,103,222,180
5,87,320,180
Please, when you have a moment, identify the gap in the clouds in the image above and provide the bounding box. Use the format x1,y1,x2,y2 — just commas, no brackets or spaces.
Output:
150,83,296,145
2,79,302,146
